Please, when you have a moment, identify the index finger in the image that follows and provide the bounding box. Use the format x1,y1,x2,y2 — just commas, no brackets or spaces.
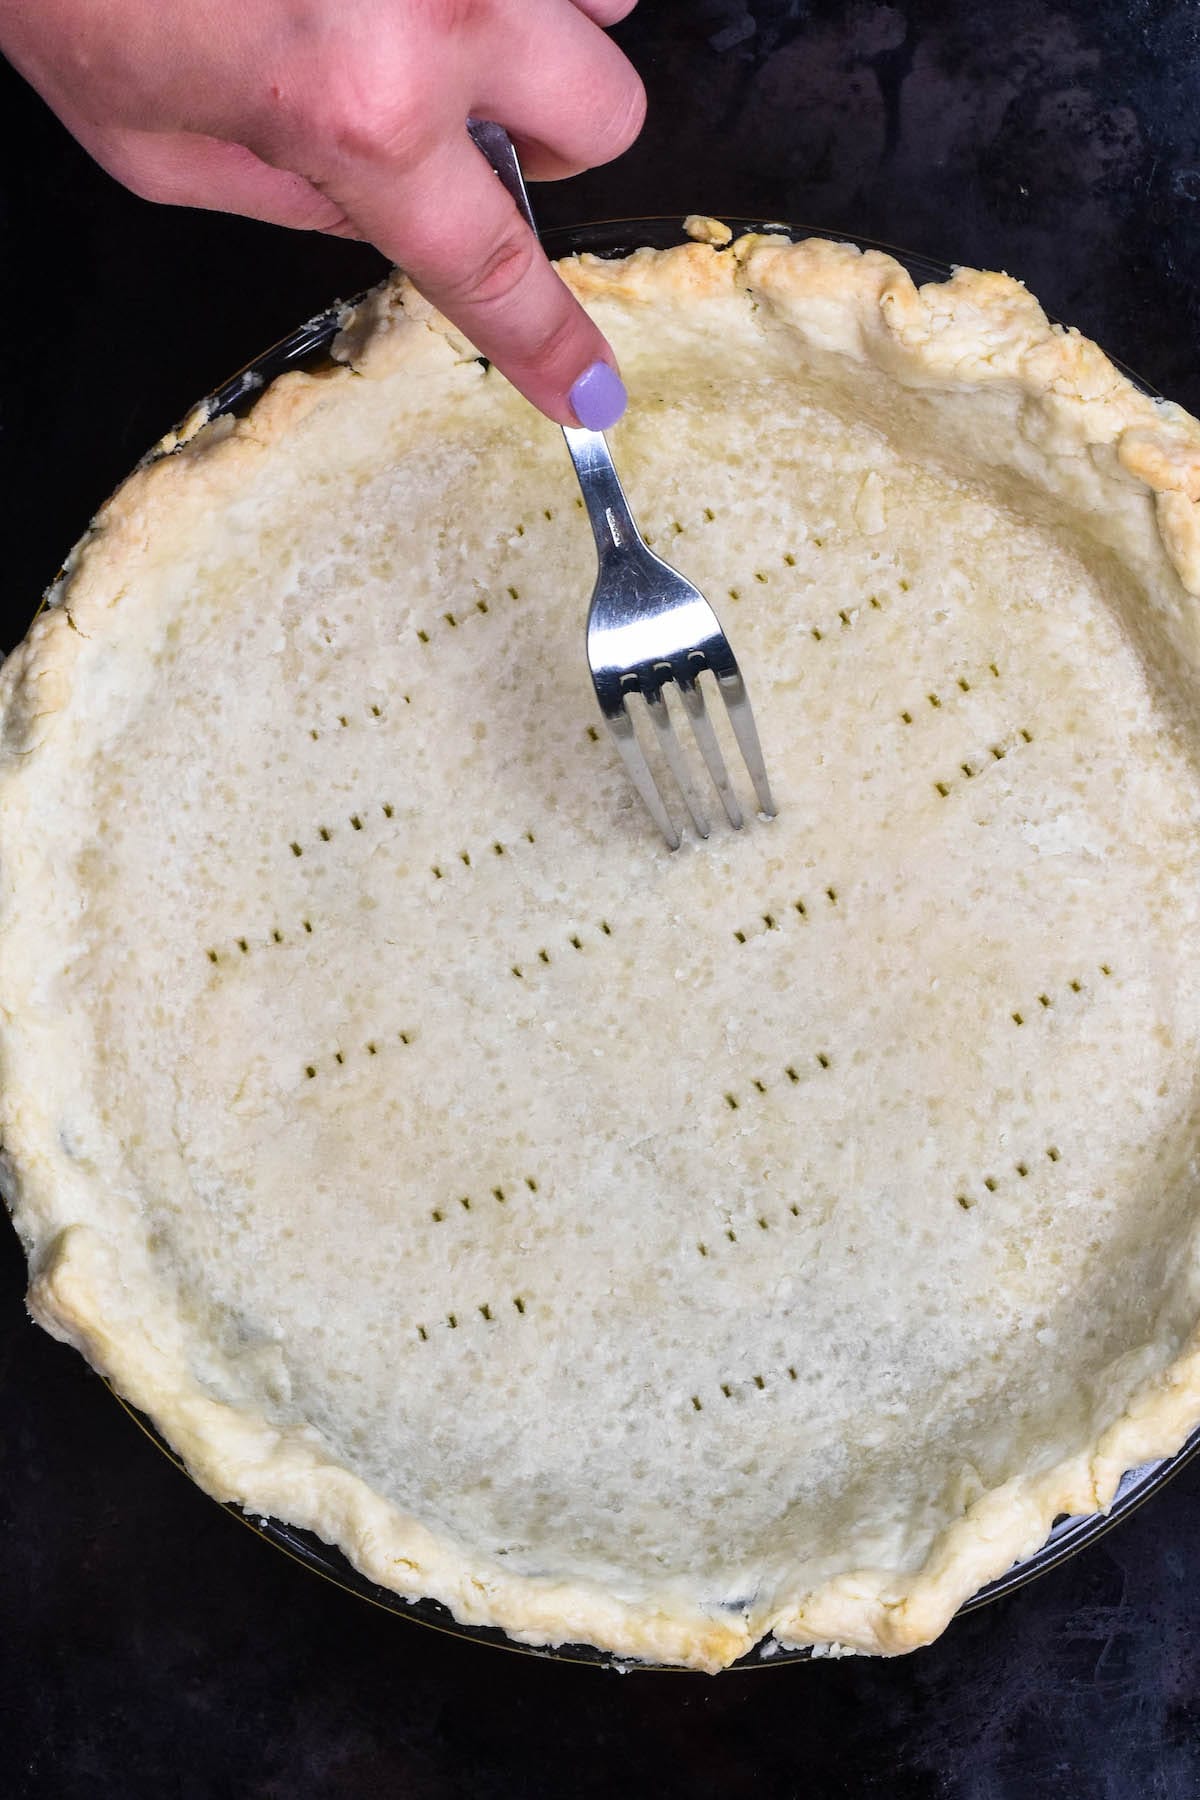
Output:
330,130,627,429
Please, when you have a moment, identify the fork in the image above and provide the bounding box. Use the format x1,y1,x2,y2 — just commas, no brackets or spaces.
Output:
468,121,776,849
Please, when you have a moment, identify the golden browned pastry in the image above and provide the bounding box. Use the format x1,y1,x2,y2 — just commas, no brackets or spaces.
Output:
5,233,1200,1670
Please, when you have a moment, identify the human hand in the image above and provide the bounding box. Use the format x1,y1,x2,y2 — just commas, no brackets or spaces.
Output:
0,0,644,427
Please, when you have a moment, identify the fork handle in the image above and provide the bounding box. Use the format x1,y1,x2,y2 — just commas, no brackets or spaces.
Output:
467,119,536,231
560,426,642,564
468,119,638,563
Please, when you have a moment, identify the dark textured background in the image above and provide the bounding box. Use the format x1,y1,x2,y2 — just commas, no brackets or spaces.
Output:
3,2,1200,1793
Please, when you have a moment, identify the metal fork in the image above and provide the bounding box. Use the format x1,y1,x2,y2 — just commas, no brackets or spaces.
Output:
469,121,776,849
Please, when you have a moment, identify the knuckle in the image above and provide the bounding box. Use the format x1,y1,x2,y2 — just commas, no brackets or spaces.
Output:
512,306,592,389
428,0,488,26
337,100,428,166
286,66,435,169
451,228,540,311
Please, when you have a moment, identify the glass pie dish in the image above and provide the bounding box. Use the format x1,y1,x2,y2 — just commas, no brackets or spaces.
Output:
38,215,1191,1668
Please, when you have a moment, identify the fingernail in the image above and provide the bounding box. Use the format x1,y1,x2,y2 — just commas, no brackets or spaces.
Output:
568,361,627,431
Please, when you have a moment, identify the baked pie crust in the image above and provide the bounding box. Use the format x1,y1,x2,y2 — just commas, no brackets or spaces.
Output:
5,233,1200,1671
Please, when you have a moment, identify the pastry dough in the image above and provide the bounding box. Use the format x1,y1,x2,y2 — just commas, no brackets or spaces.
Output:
5,234,1200,1670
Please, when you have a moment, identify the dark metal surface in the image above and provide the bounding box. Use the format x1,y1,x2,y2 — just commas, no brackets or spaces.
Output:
5,2,1200,1794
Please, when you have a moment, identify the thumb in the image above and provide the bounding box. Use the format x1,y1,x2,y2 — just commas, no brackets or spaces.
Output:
326,130,627,430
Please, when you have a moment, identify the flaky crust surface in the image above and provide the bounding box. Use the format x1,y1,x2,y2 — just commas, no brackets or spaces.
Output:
5,233,1200,1670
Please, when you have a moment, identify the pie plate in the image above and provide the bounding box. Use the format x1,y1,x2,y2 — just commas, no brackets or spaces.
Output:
7,217,1200,1671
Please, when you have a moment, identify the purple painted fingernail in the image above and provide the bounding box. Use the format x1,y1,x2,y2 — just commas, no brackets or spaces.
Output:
568,361,627,431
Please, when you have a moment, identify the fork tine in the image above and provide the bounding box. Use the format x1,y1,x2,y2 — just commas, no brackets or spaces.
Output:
645,682,710,839
715,669,777,818
602,702,681,850
678,672,744,830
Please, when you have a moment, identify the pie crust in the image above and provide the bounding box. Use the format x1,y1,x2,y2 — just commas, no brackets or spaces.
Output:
5,233,1200,1671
